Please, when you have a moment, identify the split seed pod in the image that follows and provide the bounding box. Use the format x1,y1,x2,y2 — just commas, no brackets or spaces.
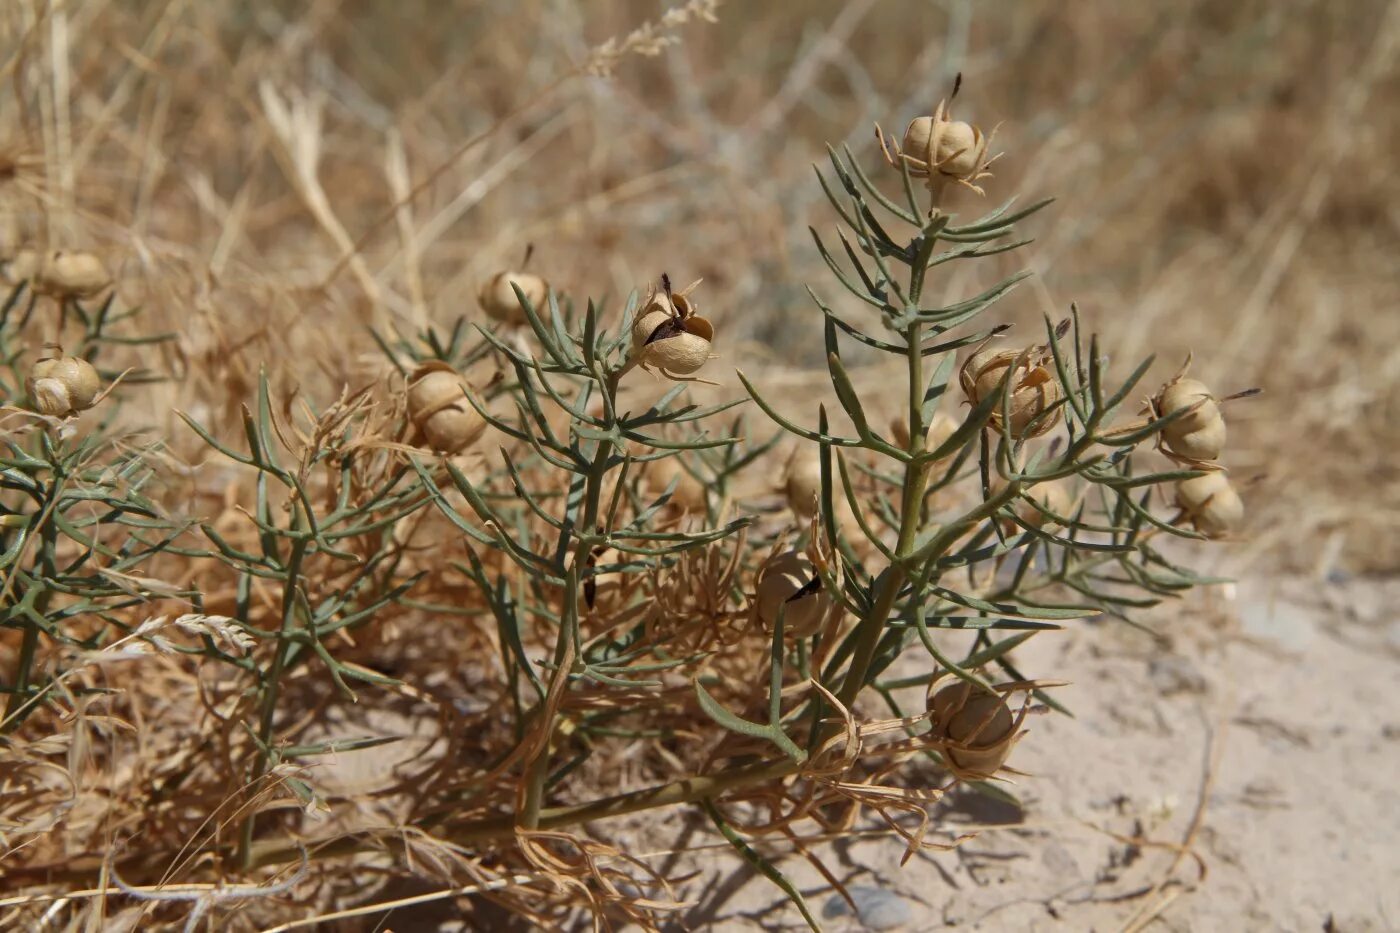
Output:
959,346,1062,438
406,362,487,454
1175,472,1244,539
26,353,102,418
1155,377,1226,462
478,270,548,325
754,550,830,639
928,681,1022,780
630,278,713,377
34,250,111,299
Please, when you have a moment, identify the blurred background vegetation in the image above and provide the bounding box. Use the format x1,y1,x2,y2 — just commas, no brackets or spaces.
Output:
4,0,1396,569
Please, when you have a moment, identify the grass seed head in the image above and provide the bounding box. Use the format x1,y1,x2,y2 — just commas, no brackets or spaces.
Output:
406,361,487,454
1175,471,1245,538
929,681,1021,780
479,270,549,325
960,346,1062,438
26,351,101,417
755,549,829,638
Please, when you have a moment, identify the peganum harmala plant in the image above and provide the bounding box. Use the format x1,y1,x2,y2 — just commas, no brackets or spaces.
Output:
1,89,1256,931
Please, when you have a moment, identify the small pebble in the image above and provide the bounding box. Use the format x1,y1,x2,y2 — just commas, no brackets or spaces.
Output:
1148,655,1208,696
822,885,912,930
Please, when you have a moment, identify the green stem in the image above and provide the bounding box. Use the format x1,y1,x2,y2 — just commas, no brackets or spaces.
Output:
2,483,60,735
239,521,308,869
519,369,623,828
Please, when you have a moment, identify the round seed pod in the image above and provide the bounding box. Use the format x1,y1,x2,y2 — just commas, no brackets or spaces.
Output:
929,681,1020,780
783,446,822,520
1157,378,1220,436
406,362,487,454
754,550,830,638
478,270,548,325
890,411,958,453
1175,472,1244,539
1165,416,1226,462
26,354,102,417
35,250,111,298
959,347,1062,439
2,248,41,286
644,455,708,513
902,116,986,179
629,288,713,377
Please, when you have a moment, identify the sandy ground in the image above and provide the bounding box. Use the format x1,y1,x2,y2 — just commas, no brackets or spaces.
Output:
647,571,1400,932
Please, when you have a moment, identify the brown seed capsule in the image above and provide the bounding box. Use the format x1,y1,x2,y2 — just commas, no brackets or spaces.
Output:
1175,472,1244,539
890,411,958,453
630,280,713,377
1156,378,1219,434
34,250,111,298
478,270,548,325
959,347,1062,438
1166,416,1227,462
406,362,487,454
754,550,830,638
929,681,1021,780
643,455,708,513
2,247,42,286
901,116,987,179
782,446,822,520
26,353,102,417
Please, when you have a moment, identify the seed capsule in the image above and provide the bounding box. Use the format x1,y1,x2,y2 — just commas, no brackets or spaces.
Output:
901,115,987,180
959,347,1062,438
26,353,102,417
643,455,708,513
478,270,548,325
928,681,1021,780
406,362,487,454
1175,471,1244,539
891,410,958,455
1166,416,1227,462
34,250,111,298
782,446,822,520
629,280,713,377
754,550,830,638
2,248,41,286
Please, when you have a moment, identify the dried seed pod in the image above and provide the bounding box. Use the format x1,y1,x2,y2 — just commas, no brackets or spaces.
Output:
1156,378,1219,435
2,247,41,286
782,446,822,519
644,455,708,513
890,411,958,453
754,550,830,638
34,250,111,298
584,547,628,611
630,279,713,377
959,346,1062,438
1175,472,1244,539
1166,416,1227,462
929,681,1021,780
406,362,487,454
478,270,548,325
901,115,987,180
26,353,102,417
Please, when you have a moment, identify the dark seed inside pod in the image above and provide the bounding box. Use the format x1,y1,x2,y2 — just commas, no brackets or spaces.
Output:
789,574,822,601
644,316,688,345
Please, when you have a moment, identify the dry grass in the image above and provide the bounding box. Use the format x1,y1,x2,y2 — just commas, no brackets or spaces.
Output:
0,0,1396,929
